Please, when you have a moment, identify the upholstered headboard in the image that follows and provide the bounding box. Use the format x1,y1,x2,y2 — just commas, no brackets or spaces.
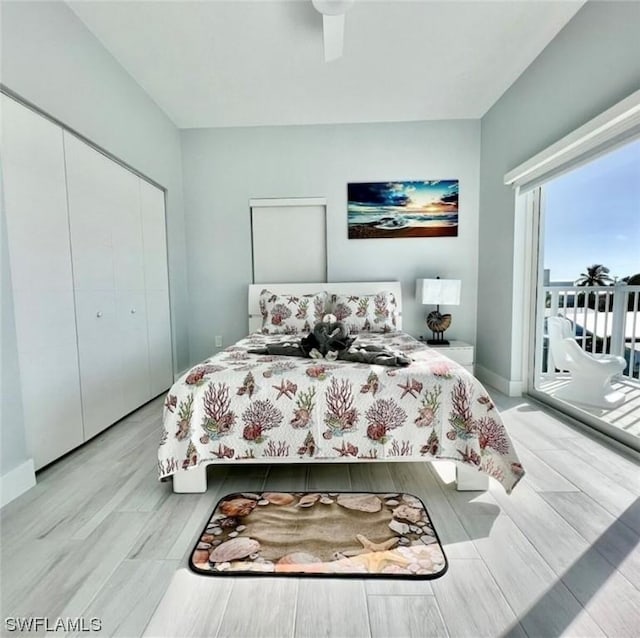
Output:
248,281,402,333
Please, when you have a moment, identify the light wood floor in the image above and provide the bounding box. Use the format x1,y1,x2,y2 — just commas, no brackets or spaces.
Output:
539,376,640,438
1,390,639,638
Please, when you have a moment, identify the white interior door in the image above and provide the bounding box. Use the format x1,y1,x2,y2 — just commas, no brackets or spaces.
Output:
65,133,126,436
146,291,173,395
251,201,327,283
112,172,145,291
64,134,118,292
112,173,149,414
73,290,123,439
118,290,150,414
140,180,173,395
2,95,84,469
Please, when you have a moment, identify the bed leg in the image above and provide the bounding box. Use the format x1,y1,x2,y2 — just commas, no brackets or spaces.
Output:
173,466,207,493
455,463,489,491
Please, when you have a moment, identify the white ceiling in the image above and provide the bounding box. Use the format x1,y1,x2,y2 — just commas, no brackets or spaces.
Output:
67,0,585,129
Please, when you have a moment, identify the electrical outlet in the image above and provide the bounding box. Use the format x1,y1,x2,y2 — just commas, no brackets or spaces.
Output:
215,335,222,348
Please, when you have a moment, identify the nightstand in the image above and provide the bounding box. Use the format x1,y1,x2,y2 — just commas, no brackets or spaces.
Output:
419,339,474,374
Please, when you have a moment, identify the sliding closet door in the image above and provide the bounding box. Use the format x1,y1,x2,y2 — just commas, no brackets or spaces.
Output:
112,175,151,415
2,96,84,469
65,132,170,437
140,180,173,396
251,201,327,283
64,132,128,438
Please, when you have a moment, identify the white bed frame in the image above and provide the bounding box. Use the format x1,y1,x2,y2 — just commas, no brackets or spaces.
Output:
173,281,488,493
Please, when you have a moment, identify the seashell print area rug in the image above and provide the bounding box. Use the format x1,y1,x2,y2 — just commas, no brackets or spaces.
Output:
189,491,448,579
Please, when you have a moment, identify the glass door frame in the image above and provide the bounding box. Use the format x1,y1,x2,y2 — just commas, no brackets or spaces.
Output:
522,186,640,453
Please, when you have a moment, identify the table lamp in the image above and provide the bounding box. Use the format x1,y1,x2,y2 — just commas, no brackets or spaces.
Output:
416,277,462,345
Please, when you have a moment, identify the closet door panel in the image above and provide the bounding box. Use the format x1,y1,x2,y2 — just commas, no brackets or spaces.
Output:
112,174,145,292
64,133,117,292
11,289,77,353
146,290,173,396
140,179,173,394
2,97,74,292
74,290,124,439
117,290,150,414
2,96,84,469
140,181,169,291
19,353,84,468
65,132,150,434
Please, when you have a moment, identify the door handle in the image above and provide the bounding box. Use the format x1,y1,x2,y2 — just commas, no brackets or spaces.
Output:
96,311,103,318
130,308,137,314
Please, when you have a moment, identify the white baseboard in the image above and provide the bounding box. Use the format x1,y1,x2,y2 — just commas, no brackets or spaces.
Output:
0,458,36,508
475,364,523,397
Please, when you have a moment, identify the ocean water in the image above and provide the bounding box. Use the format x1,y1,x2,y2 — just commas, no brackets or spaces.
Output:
348,211,458,227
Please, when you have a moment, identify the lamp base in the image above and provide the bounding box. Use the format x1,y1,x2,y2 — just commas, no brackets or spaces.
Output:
426,309,453,346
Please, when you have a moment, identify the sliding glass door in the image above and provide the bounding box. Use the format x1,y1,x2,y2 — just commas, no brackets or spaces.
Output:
527,138,640,449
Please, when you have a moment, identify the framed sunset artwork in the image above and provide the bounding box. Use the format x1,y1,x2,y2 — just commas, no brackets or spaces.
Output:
347,180,459,239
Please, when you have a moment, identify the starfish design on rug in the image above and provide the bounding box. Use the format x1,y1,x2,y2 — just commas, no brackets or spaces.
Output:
397,379,423,398
273,379,297,400
355,534,399,552
351,549,410,573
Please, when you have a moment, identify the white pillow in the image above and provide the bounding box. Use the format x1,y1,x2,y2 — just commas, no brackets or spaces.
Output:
330,291,399,333
259,289,329,334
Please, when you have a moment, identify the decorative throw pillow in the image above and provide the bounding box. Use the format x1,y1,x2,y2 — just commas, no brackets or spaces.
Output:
259,290,329,334
330,291,399,333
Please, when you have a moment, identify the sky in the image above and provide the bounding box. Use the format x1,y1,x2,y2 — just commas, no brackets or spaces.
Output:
348,180,459,214
543,137,640,283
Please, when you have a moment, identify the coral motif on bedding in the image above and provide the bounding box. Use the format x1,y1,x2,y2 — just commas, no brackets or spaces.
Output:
331,291,399,333
415,385,441,428
201,383,236,440
175,394,194,441
242,399,283,442
259,290,329,334
291,387,316,428
185,365,226,386
212,443,235,459
323,379,359,438
365,398,407,444
263,361,298,378
159,331,525,493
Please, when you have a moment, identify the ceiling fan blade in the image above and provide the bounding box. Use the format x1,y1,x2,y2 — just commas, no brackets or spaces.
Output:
312,0,353,62
322,13,345,62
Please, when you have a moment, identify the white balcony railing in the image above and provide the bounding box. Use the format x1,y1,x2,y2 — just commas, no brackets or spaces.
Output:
538,283,640,381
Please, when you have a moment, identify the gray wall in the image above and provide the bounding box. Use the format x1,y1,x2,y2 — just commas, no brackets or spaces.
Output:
478,0,640,384
0,0,189,487
181,120,480,364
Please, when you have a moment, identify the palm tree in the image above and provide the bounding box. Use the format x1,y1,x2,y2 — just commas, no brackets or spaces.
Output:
575,264,614,287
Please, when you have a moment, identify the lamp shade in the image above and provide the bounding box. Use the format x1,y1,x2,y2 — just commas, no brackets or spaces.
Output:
416,278,461,305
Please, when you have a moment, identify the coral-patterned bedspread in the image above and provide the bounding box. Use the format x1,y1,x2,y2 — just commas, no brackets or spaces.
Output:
158,331,524,493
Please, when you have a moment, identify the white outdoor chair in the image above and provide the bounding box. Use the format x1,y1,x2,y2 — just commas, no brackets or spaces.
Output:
547,316,626,409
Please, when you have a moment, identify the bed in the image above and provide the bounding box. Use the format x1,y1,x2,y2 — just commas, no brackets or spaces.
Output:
158,282,524,494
